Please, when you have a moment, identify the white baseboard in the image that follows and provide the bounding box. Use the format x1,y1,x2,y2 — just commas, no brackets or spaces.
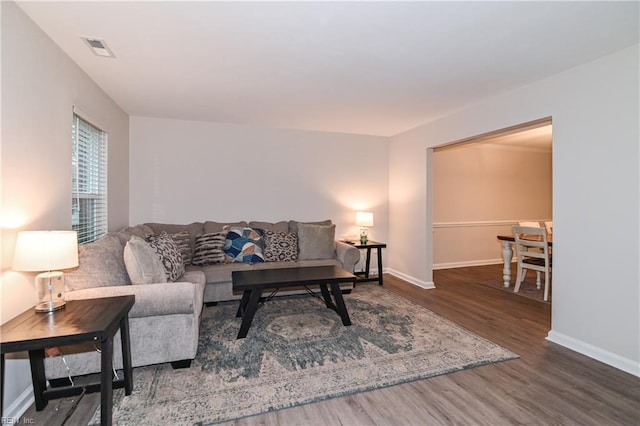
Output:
433,259,508,270
3,384,34,420
547,330,640,377
386,269,435,289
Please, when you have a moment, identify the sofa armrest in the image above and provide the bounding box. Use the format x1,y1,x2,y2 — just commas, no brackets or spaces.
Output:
336,241,361,272
66,282,201,319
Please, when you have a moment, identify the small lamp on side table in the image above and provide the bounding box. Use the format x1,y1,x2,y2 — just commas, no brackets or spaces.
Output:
355,211,374,244
12,230,79,313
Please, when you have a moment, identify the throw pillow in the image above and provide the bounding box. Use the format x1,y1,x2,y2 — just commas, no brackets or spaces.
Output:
123,236,167,284
65,234,131,291
192,232,228,265
297,223,336,260
263,230,298,262
170,230,193,266
148,232,185,282
223,226,265,263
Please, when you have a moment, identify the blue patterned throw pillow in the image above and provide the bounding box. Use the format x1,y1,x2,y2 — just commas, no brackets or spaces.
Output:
223,226,265,263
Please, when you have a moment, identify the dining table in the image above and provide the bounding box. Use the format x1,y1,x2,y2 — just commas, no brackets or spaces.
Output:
496,233,553,287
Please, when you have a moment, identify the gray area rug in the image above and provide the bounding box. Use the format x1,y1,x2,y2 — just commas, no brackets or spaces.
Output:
478,273,552,303
91,285,517,425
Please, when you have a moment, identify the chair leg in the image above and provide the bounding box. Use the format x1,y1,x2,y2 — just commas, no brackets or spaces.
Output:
536,271,542,289
543,271,550,301
514,267,524,293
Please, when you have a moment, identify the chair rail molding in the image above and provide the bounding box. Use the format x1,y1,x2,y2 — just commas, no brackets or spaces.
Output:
433,219,552,229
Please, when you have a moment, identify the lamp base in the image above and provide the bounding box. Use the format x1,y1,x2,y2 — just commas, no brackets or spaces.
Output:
35,300,66,313
34,271,67,313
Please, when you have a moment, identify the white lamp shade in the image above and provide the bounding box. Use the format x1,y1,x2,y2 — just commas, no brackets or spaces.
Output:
355,211,374,228
13,231,79,272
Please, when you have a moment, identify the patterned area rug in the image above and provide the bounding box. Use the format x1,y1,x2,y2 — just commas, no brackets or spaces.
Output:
91,285,517,425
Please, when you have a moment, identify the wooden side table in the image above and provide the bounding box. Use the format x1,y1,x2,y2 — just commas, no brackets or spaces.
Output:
349,240,387,286
1,295,135,426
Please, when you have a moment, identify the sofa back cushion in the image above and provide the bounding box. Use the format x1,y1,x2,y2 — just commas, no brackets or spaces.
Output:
288,219,332,234
249,221,289,233
297,223,336,260
144,222,203,254
123,236,167,284
204,221,248,233
65,234,131,291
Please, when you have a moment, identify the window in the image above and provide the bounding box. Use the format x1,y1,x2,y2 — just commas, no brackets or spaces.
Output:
72,113,108,244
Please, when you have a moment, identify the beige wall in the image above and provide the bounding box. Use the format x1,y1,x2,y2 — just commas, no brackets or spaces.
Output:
129,117,390,252
433,142,552,268
1,2,129,414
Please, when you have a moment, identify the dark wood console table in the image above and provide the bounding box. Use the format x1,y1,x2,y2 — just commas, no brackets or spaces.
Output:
0,296,135,426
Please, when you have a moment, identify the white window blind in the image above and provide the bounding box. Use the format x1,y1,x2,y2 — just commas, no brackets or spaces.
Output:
72,113,108,244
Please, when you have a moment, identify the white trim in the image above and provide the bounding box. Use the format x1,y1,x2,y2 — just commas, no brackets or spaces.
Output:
433,219,551,229
387,269,435,289
546,330,640,377
2,384,34,420
433,259,507,270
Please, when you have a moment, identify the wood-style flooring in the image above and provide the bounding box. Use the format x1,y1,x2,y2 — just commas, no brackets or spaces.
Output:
20,264,640,425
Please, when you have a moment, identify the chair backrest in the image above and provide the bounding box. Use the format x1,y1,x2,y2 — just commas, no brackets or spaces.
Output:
512,225,550,265
544,221,553,235
518,221,540,228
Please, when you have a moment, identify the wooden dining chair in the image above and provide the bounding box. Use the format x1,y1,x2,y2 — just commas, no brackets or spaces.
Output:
518,221,541,228
513,225,552,301
544,221,553,235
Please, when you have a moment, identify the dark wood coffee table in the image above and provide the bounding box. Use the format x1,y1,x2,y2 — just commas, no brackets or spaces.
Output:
0,296,135,426
232,265,356,339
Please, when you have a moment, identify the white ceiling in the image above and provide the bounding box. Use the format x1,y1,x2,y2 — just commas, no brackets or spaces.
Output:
16,1,640,137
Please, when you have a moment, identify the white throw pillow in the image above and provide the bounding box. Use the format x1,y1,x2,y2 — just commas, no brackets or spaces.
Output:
123,236,167,284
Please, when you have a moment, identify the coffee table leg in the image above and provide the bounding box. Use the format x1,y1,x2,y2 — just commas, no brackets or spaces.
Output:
120,316,133,395
330,282,352,326
236,290,251,318
28,349,47,411
237,289,262,339
100,336,113,426
319,284,333,308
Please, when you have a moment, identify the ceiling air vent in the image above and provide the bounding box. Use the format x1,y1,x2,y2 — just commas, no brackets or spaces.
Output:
81,37,116,58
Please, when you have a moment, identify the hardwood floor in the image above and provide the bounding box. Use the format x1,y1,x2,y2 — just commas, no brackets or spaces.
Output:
20,264,640,425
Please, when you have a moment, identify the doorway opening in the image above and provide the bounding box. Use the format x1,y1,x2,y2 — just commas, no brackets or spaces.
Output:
428,117,553,304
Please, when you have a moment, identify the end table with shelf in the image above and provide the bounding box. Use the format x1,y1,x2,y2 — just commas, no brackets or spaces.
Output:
345,240,387,286
0,295,135,426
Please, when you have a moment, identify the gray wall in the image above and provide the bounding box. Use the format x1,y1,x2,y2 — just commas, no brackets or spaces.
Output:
389,45,639,375
1,2,129,415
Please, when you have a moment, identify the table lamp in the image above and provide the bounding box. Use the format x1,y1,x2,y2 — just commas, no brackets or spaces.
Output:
12,230,79,312
355,211,374,244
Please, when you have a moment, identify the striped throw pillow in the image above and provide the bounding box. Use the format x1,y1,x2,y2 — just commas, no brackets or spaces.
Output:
192,232,227,265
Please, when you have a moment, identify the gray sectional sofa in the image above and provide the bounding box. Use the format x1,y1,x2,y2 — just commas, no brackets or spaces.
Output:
44,219,360,381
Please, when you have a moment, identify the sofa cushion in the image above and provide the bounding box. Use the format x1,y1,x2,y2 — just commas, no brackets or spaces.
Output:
65,234,131,291
297,223,336,260
192,232,227,265
148,232,185,282
121,224,154,240
263,230,298,262
288,219,332,234
204,221,248,233
144,222,204,254
249,221,289,233
170,230,193,266
123,236,167,284
195,262,252,284
224,226,265,263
